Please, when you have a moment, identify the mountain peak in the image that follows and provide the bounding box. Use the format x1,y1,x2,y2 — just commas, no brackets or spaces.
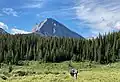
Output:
45,18,57,24
32,18,83,38
46,18,54,20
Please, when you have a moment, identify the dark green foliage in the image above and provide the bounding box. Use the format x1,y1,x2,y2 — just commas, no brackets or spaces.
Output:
13,71,28,76
0,31,120,64
0,75,7,80
8,65,13,73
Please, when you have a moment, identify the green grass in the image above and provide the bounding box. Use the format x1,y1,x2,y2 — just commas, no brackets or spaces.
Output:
1,61,120,82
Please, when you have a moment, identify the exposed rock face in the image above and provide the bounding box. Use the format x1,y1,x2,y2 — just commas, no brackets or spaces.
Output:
0,28,8,34
32,18,84,38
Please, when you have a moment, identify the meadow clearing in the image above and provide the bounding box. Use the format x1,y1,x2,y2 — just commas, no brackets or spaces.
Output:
0,61,120,82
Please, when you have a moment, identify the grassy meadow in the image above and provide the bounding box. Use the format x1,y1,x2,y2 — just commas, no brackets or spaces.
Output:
0,61,120,82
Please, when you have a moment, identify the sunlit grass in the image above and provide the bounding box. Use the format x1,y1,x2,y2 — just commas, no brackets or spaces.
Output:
1,61,120,82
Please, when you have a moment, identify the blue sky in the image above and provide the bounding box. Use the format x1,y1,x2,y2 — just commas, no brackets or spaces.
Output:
0,0,120,38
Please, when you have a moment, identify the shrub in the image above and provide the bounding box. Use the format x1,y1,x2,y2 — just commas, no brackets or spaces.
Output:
8,65,13,73
53,72,60,75
0,74,7,80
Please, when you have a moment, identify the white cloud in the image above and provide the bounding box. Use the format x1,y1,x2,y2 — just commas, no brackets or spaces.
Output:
11,28,31,34
0,13,3,16
2,8,18,17
36,14,40,17
75,0,120,35
22,0,44,8
114,22,120,30
0,22,8,29
23,3,43,8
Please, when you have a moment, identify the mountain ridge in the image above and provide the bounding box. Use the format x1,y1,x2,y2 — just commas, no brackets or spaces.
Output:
0,28,8,34
32,18,84,38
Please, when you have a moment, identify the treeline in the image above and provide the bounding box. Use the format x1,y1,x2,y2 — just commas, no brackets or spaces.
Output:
0,32,120,64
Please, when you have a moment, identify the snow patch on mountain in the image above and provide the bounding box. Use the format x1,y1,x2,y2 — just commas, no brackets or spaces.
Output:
54,23,56,26
53,28,56,34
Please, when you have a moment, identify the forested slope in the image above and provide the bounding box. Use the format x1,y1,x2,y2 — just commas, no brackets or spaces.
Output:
0,31,120,64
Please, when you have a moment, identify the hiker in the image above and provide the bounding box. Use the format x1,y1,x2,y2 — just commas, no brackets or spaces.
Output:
70,68,78,79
